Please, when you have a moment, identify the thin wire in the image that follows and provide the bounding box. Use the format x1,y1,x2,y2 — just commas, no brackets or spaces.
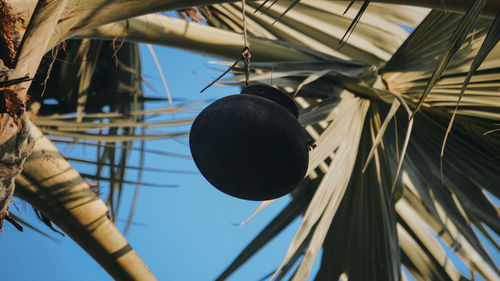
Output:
242,0,251,86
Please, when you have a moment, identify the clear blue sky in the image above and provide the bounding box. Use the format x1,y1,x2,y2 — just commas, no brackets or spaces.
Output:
0,45,318,281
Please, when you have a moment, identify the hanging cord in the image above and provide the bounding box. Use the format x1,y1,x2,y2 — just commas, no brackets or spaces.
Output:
242,0,248,49
200,0,251,93
241,0,251,86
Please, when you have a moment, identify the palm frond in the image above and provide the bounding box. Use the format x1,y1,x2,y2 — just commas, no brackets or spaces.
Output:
7,212,59,241
442,10,500,157
25,38,198,224
411,0,488,116
183,2,500,280
203,1,426,64
6,1,500,280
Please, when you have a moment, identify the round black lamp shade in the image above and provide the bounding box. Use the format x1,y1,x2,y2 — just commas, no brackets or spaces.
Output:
189,85,309,201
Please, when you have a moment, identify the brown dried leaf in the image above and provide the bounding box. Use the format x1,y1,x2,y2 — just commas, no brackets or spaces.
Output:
0,0,24,68
0,87,25,119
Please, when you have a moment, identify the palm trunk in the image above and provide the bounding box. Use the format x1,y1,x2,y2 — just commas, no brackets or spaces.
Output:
15,124,156,281
77,14,318,62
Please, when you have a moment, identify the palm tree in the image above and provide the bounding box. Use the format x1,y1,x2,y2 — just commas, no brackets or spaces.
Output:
1,0,499,280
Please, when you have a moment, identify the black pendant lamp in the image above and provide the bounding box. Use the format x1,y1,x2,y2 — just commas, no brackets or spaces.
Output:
189,85,309,201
